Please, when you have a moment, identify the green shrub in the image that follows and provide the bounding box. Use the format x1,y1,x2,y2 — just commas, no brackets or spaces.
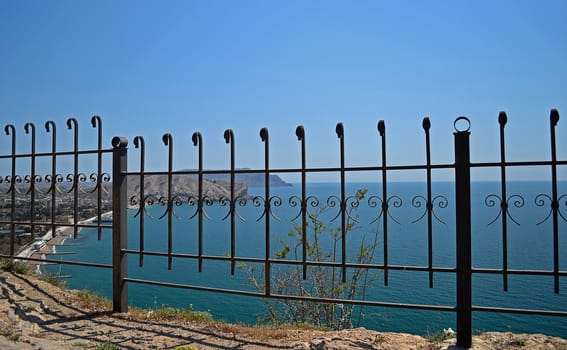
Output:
149,304,213,323
76,290,112,310
95,343,121,350
39,273,65,287
0,259,30,274
425,329,455,342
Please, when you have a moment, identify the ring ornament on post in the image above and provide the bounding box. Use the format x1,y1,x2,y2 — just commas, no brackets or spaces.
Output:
454,116,471,133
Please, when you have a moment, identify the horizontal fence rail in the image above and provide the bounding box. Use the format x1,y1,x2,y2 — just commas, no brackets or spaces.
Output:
0,110,565,348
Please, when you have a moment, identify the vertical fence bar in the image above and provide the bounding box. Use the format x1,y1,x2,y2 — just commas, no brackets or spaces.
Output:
336,123,347,283
378,121,389,286
134,136,145,267
24,123,37,238
260,128,271,295
92,116,104,240
163,133,174,270
454,116,472,348
192,132,204,272
5,125,16,257
498,112,509,291
224,129,236,275
112,136,128,313
549,109,560,294
45,121,57,238
296,126,308,280
67,118,80,239
422,117,434,288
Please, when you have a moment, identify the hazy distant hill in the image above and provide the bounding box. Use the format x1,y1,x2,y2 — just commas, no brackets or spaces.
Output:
190,170,291,187
127,175,249,201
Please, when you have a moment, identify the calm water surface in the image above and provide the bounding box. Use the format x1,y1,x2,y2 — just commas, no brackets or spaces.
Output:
47,182,567,337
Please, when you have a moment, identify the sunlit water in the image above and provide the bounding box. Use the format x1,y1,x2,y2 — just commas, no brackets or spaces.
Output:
46,182,567,337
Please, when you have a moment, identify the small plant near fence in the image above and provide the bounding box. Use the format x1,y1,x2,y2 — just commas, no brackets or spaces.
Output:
38,273,66,287
0,258,30,274
240,188,380,330
75,289,113,312
95,343,121,350
148,303,213,323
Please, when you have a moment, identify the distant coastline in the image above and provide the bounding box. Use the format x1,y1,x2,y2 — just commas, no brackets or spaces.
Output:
16,211,112,260
183,169,292,187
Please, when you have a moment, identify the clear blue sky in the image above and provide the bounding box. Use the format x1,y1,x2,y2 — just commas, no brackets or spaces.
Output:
1,0,565,182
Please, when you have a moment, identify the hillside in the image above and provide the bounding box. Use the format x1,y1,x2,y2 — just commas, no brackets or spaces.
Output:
127,175,249,201
199,171,291,187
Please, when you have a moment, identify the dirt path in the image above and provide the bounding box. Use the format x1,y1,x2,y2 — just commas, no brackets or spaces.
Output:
1,271,566,349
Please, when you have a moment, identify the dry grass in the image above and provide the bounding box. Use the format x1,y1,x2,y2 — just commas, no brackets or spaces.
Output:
212,322,291,340
73,289,112,312
146,305,213,323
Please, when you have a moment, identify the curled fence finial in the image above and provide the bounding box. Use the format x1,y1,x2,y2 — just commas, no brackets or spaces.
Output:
162,133,172,146
335,123,344,139
498,112,508,127
378,120,385,136
134,135,144,149
66,117,78,130
192,132,202,146
91,115,102,149
454,116,471,132
551,109,559,126
296,125,305,141
4,124,15,136
91,115,102,128
422,117,431,131
224,129,234,144
260,128,269,142
45,121,53,132
45,120,56,133
24,122,35,135
67,118,79,153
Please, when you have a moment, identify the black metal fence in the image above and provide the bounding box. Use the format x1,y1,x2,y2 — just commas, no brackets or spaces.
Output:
0,117,113,269
1,110,565,348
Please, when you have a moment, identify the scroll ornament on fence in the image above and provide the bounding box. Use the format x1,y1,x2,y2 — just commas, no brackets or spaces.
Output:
220,129,247,222
123,122,469,227
483,112,525,227
411,194,448,224
536,110,566,225
130,135,153,218
485,194,525,226
536,193,567,224
482,110,566,227
1,118,110,209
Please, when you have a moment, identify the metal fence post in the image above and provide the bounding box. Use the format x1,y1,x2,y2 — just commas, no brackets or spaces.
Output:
112,136,128,313
454,117,472,348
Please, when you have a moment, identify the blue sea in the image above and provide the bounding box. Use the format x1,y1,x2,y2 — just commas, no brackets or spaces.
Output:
46,182,567,337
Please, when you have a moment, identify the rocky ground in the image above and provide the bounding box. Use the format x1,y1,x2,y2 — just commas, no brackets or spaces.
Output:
1,271,566,349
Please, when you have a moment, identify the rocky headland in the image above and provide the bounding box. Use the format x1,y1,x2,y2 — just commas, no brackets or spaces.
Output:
127,175,250,202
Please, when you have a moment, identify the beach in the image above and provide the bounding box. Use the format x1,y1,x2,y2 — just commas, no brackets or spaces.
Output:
15,211,113,271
